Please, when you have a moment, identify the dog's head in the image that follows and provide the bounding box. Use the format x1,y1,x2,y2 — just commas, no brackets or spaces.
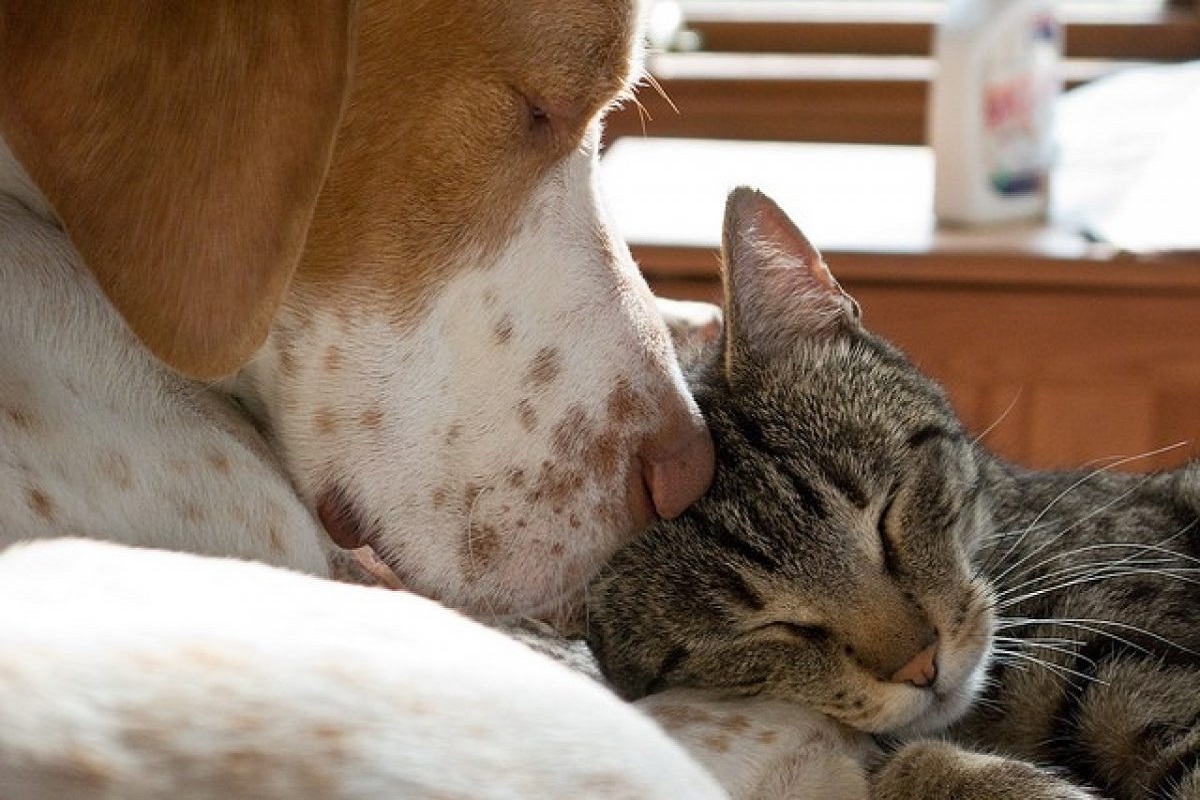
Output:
0,0,713,614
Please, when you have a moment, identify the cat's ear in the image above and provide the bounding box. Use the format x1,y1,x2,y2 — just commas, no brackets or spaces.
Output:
720,188,860,366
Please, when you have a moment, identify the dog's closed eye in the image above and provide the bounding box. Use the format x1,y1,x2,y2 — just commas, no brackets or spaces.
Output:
512,87,555,134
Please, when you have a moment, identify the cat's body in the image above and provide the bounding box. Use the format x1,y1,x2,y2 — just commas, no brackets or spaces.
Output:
953,458,1200,798
584,189,1200,799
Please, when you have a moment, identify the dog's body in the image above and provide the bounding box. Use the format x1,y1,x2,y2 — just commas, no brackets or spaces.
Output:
0,1,729,796
0,539,731,799
0,173,331,575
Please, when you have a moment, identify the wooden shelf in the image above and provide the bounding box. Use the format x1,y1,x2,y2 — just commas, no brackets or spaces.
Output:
677,2,1200,61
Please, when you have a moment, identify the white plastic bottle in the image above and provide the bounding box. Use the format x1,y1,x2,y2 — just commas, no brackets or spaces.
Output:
929,0,1063,225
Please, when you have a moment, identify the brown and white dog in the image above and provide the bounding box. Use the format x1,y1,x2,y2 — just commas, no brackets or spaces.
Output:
0,0,713,612
0,1,727,796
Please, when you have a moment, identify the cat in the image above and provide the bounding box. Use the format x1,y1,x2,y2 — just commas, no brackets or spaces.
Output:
583,188,1200,800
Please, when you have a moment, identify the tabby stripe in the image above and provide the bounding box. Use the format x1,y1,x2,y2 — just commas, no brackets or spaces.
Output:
1046,640,1108,792
646,646,689,695
827,467,868,509
906,424,958,450
718,568,767,611
707,516,781,570
775,461,827,517
726,408,827,515
1150,744,1200,800
782,465,830,515
727,406,771,452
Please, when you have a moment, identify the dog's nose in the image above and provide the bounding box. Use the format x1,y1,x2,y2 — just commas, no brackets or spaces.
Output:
638,410,715,520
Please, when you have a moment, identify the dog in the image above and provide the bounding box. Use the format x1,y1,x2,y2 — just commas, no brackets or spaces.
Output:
0,1,724,796
0,0,713,610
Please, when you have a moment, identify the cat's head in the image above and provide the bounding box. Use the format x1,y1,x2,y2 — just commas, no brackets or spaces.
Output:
586,188,996,737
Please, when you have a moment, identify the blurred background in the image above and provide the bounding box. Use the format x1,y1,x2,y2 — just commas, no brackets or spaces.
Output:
601,0,1200,471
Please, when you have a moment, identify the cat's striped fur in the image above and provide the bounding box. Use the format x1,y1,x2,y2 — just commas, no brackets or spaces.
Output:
585,189,1200,799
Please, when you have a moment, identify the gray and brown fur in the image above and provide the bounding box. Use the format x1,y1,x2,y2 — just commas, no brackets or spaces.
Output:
585,189,1200,800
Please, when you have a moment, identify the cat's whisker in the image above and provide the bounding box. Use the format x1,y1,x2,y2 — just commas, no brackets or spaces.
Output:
995,617,1156,657
997,634,1083,648
990,645,1034,665
997,560,1191,602
993,635,1092,666
976,441,1188,579
972,521,1059,579
980,520,1060,540
994,524,1200,603
972,389,1023,445
1076,440,1192,471
1000,522,1198,598
996,548,1197,599
994,535,1200,598
993,648,1107,686
999,615,1199,658
989,473,1157,584
998,566,1200,609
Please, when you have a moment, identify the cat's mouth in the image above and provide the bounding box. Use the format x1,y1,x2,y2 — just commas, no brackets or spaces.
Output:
883,636,993,736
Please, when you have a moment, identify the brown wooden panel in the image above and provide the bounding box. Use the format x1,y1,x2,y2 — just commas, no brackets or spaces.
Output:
1026,385,1156,469
968,383,1036,464
644,267,1200,472
850,284,1200,470
1154,386,1200,463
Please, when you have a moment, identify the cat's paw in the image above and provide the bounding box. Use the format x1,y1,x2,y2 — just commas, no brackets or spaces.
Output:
870,741,1098,800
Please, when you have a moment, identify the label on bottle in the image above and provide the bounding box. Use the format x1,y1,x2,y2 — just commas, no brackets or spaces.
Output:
982,12,1060,196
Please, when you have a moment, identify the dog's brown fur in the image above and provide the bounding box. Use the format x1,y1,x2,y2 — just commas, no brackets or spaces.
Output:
0,0,639,378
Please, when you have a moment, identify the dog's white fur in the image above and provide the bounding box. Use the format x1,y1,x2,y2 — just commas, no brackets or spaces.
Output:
0,177,329,575
0,539,727,799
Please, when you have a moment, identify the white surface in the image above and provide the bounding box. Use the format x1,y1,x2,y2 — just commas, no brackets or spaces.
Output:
600,138,935,252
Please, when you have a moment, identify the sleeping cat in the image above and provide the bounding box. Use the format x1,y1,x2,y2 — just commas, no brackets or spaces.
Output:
584,189,1200,799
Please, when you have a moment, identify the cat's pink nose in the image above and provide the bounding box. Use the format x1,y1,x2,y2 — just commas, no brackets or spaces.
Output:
891,641,939,688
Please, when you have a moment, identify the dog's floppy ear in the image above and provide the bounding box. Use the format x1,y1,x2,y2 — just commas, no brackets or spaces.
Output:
0,2,355,378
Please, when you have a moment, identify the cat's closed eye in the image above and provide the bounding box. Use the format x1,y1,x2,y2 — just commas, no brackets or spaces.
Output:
876,492,902,574
749,620,830,642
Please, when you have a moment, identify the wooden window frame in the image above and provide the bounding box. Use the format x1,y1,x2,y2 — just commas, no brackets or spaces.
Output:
677,1,1200,60
604,0,1200,144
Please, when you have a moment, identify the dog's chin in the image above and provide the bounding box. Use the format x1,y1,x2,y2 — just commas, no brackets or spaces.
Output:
316,486,379,551
444,541,627,621
311,466,646,616
426,519,639,620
